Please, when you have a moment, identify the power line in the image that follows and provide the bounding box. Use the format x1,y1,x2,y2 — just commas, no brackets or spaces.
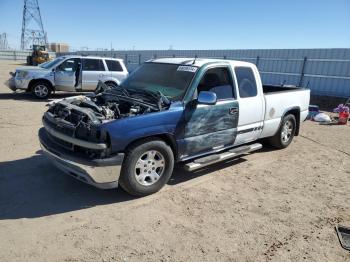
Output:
20,0,48,49
0,33,9,50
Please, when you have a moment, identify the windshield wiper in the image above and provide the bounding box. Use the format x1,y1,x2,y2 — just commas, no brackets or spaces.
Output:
128,88,171,109
95,81,130,97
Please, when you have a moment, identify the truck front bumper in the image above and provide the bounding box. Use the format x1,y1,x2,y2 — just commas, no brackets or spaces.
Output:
39,128,124,189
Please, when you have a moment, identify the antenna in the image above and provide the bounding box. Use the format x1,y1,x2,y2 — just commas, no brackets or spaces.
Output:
192,54,198,65
20,0,48,49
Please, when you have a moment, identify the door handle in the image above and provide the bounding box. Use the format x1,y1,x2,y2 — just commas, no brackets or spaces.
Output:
229,107,238,115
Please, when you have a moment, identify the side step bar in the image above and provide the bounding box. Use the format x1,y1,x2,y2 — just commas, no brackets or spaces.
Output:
184,143,262,171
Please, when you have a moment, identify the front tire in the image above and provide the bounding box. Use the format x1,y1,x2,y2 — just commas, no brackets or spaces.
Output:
268,114,296,149
119,139,174,197
31,81,51,99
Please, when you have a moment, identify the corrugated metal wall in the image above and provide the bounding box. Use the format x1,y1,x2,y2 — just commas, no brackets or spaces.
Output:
0,50,56,61
57,48,350,98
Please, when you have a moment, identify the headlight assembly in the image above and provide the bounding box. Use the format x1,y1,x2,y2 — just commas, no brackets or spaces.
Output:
17,71,29,78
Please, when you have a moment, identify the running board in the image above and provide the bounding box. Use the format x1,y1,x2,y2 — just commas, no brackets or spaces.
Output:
184,143,262,171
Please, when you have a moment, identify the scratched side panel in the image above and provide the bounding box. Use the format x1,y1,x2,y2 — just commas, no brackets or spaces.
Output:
180,128,238,157
179,100,239,158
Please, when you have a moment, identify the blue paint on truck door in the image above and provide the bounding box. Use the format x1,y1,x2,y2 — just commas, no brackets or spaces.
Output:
179,66,239,159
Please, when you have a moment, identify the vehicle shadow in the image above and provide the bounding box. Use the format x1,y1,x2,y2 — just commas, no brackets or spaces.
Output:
0,148,261,220
0,91,87,102
0,151,136,220
169,157,247,185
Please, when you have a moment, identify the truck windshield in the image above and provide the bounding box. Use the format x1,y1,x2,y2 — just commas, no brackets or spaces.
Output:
39,57,65,69
121,63,197,100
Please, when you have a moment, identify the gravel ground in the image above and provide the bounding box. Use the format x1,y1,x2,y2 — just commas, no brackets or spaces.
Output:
0,60,349,262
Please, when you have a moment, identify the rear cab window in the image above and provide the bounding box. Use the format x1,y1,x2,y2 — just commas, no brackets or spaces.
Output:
105,59,123,72
82,59,105,71
235,67,257,98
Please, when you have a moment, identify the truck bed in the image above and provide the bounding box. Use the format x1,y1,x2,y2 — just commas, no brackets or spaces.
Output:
259,85,310,139
263,84,304,94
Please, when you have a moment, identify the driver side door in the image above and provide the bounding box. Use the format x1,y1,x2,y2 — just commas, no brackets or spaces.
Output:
54,58,81,91
180,66,239,159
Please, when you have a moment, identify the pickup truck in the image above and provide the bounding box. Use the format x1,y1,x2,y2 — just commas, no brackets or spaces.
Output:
38,58,310,196
7,55,128,99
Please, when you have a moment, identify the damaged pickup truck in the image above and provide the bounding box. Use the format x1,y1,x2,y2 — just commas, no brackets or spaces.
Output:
39,58,310,196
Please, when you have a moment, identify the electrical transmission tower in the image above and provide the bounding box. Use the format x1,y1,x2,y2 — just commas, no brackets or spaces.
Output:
0,33,9,50
20,0,48,50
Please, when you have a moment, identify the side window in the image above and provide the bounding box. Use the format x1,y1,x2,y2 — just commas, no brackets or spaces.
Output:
82,59,105,71
197,67,234,100
57,58,80,72
235,67,257,98
105,60,123,72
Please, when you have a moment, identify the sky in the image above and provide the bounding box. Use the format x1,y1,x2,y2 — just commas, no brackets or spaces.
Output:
0,0,349,50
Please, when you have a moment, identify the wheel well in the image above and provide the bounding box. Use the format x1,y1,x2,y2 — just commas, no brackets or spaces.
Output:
124,135,178,160
285,108,300,136
28,79,54,92
104,81,118,86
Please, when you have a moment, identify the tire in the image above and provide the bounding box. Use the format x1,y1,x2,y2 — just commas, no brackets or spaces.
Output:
268,114,296,149
119,139,174,197
31,81,52,99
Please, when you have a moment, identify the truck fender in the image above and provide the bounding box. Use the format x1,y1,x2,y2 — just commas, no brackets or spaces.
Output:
275,106,301,136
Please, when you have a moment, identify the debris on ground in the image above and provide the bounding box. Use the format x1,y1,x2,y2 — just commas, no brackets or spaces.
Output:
333,104,349,125
314,112,331,123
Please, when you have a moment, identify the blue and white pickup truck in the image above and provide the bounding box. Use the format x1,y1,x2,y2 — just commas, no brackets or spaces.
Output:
39,58,310,196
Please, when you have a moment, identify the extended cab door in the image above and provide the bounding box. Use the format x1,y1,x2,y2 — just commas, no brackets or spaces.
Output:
181,66,239,159
81,58,107,91
233,65,265,146
54,58,81,91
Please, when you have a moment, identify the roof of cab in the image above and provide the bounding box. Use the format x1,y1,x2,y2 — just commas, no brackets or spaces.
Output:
147,57,255,68
59,55,123,62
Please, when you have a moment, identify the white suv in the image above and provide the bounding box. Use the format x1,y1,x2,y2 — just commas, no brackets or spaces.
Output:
8,55,129,98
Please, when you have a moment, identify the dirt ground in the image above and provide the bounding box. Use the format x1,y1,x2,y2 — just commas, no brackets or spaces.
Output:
0,60,349,262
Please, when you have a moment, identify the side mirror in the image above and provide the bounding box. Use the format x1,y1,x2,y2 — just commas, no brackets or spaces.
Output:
52,68,55,72
197,91,217,105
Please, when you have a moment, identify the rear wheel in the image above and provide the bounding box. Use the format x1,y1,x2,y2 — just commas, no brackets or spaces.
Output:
119,139,174,196
268,114,296,149
31,81,51,99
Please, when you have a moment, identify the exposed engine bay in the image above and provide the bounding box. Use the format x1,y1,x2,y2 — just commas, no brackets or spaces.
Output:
42,83,171,158
47,82,170,126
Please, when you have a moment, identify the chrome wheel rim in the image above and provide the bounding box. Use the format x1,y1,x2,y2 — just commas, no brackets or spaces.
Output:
281,120,293,143
34,84,48,98
134,150,165,186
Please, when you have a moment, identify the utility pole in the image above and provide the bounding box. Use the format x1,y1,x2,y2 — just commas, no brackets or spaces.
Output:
0,33,9,50
20,0,48,50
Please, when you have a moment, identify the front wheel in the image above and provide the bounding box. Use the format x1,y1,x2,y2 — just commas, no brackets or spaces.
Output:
119,139,174,196
268,114,296,149
32,81,51,99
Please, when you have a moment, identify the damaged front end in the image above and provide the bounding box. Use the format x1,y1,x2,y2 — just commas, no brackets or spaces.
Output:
39,82,167,188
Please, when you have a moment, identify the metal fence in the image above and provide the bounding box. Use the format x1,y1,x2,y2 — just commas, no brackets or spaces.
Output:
0,50,56,61
0,48,345,98
58,48,350,98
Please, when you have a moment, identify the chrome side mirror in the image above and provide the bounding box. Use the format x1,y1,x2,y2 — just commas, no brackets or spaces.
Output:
197,91,217,105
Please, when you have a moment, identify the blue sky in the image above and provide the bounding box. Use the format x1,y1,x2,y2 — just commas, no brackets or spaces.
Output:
0,0,349,50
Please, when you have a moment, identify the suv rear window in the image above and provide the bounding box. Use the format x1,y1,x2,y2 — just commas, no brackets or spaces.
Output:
82,59,105,71
105,60,123,72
